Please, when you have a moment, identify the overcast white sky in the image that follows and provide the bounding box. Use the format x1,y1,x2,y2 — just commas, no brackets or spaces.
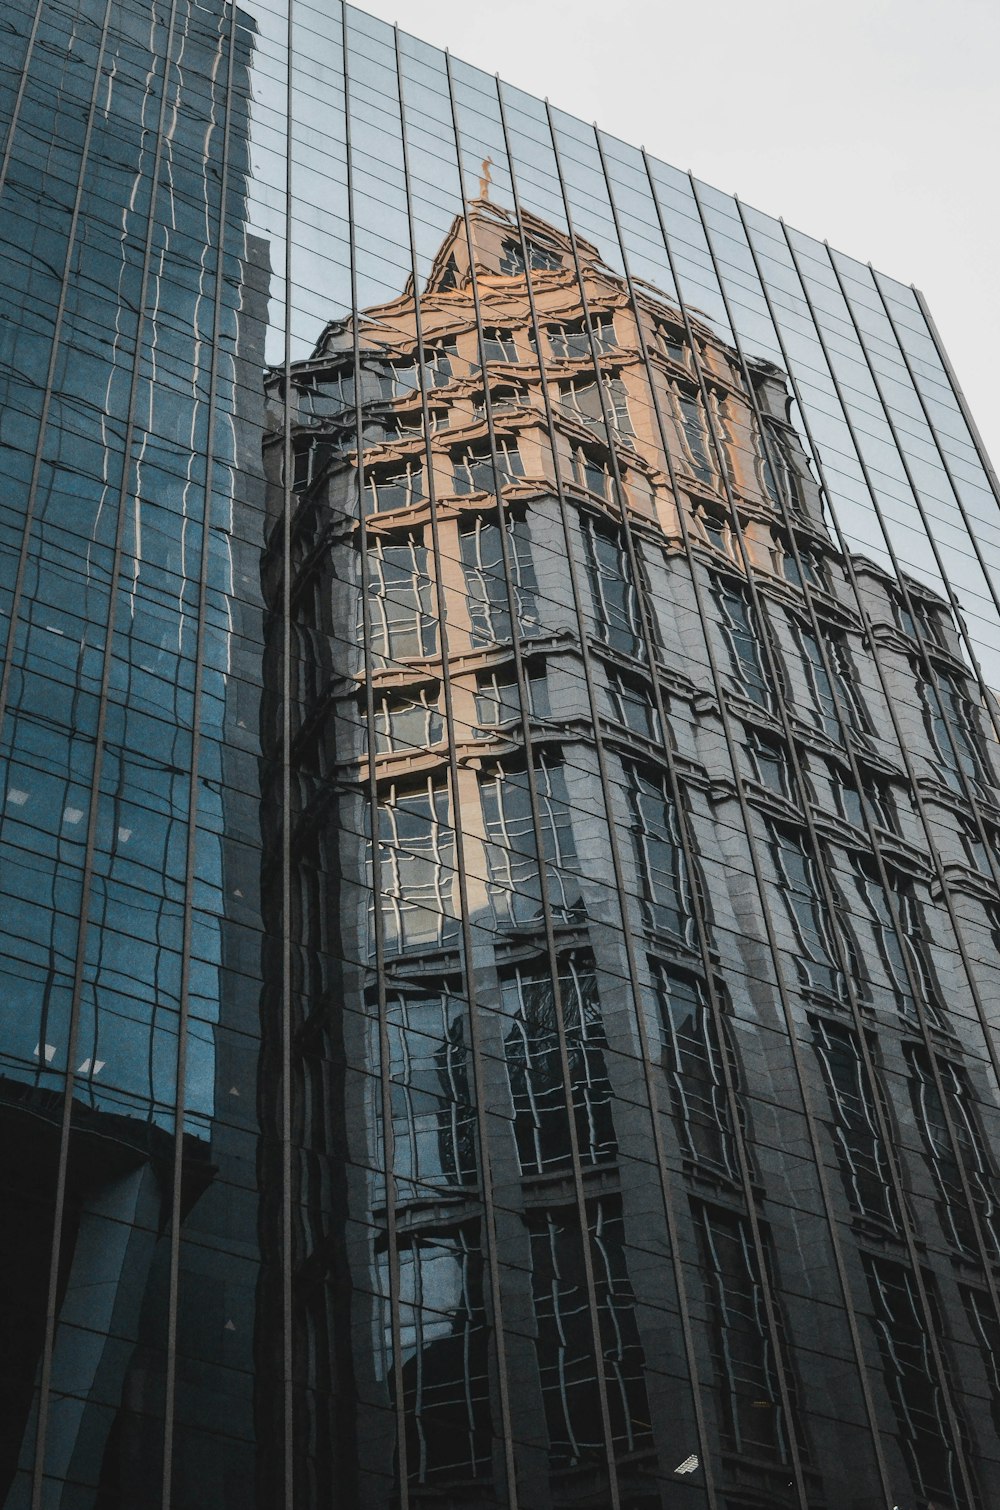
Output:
357,0,1000,475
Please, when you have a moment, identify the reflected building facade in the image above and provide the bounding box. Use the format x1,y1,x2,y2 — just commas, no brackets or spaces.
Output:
4,3,1000,1510
265,191,1000,1510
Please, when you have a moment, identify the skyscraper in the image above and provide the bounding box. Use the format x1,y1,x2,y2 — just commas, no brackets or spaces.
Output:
2,4,1000,1509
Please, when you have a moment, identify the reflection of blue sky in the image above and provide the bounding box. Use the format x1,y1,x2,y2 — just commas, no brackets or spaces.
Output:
0,0,263,1134
376,1240,466,1377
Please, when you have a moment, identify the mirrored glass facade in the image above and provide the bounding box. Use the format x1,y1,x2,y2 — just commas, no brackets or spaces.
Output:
2,3,1000,1508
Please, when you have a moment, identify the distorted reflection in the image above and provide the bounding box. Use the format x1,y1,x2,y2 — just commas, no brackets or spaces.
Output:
5,5,1000,1505
264,176,1000,1510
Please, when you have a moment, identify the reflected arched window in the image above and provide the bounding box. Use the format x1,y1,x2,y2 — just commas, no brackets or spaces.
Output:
452,439,523,494
789,622,870,741
654,963,741,1183
559,374,634,445
606,667,661,743
811,1016,900,1231
372,781,458,956
759,417,806,515
863,1258,966,1507
961,1286,1000,1438
364,461,425,515
528,1198,651,1469
474,664,549,731
712,575,771,707
907,1046,999,1260
920,672,991,794
377,985,477,1198
373,687,443,756
693,1204,796,1463
379,1228,492,1489
674,386,714,485
365,532,437,667
460,513,538,646
501,953,616,1174
583,515,646,659
623,762,692,940
762,819,843,999
481,755,581,928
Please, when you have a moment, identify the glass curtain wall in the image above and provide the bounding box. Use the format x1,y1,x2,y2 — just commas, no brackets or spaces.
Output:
2,1,1000,1508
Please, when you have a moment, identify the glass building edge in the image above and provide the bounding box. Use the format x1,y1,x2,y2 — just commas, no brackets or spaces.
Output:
2,1,1000,1508
908,282,1000,520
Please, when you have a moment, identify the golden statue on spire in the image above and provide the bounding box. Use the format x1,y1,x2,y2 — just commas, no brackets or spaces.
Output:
478,155,493,199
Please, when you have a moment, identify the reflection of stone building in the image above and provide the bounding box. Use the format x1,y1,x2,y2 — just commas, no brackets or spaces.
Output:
5,0,1000,1503
266,195,1000,1510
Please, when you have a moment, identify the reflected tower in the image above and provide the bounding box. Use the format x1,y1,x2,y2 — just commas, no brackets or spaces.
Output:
264,189,1000,1509
4,4,1000,1510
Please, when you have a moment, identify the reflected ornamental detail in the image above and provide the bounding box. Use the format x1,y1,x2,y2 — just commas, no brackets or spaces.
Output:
5,3,1000,1509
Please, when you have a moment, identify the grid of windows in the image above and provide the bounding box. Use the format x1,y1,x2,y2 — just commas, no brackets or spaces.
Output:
6,2,1000,1506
